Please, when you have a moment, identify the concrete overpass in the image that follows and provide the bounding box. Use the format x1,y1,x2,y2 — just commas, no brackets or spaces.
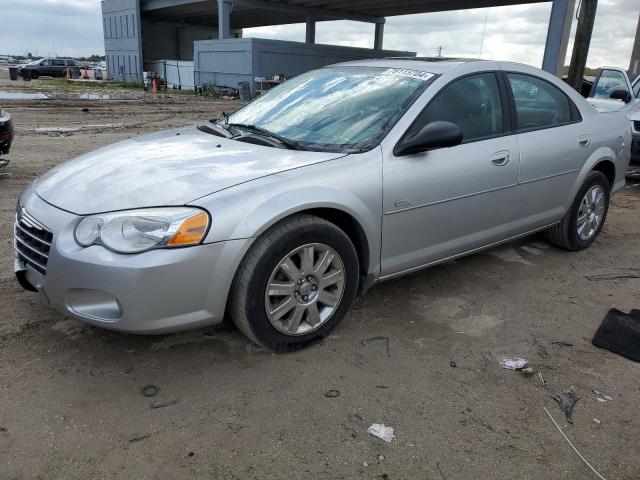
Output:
102,0,576,83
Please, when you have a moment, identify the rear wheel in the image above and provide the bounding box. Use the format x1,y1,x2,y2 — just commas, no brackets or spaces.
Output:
229,214,359,351
30,70,39,79
547,170,610,251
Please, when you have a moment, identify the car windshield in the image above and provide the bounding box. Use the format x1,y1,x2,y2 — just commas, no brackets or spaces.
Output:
226,66,436,153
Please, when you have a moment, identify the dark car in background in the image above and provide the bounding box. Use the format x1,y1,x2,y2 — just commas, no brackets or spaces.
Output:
0,106,13,158
18,58,80,79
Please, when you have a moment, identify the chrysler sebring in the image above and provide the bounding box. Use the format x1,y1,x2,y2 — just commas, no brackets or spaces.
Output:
15,59,631,351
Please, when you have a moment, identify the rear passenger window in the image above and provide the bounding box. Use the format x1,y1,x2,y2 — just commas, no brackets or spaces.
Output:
506,73,577,131
408,72,504,143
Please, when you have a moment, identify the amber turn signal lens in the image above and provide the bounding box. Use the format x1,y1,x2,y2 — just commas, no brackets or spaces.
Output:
167,211,209,246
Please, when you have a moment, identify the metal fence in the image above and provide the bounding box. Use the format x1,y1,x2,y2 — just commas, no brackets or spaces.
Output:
144,59,194,90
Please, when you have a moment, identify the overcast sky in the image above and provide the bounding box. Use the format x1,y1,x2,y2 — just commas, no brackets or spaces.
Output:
1,0,638,69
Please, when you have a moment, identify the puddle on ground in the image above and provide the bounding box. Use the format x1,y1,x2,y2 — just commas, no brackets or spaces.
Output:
0,91,143,101
0,91,49,100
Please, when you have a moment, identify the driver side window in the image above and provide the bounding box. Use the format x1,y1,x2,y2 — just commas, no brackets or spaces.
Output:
407,72,504,144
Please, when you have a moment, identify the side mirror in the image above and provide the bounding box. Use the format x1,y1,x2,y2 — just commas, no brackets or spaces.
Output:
610,88,631,102
395,121,463,156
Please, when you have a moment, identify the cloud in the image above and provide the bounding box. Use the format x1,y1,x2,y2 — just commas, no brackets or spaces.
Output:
0,0,104,57
246,1,640,69
1,0,638,70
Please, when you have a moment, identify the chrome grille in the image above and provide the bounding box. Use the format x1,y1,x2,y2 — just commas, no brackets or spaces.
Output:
14,209,53,276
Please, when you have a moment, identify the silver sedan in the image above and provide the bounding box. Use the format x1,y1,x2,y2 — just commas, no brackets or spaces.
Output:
15,58,631,351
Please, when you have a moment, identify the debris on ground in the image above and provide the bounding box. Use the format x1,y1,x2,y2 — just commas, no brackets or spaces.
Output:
521,366,535,374
586,272,640,281
150,399,180,409
368,423,395,443
551,341,574,347
543,407,608,480
593,418,601,425
449,361,457,368
552,391,581,423
520,244,543,255
325,389,340,398
129,433,151,443
141,385,159,397
538,371,546,387
593,390,613,402
592,309,640,362
500,357,528,370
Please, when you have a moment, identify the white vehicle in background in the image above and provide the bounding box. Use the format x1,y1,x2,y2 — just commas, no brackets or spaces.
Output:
586,67,640,162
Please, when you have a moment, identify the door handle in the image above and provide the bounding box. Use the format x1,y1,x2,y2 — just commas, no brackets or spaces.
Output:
578,135,591,147
490,151,511,166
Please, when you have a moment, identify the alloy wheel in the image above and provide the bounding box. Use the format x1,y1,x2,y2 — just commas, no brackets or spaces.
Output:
264,243,345,336
577,184,606,241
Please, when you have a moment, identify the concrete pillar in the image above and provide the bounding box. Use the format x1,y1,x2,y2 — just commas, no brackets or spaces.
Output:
306,17,316,44
629,15,640,80
374,21,384,51
218,0,232,39
542,0,575,76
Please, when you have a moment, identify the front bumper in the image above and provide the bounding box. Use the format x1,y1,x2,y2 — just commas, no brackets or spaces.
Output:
15,192,253,334
0,110,13,155
631,134,640,163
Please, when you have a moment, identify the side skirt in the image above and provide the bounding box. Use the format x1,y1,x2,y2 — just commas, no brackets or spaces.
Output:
376,222,559,283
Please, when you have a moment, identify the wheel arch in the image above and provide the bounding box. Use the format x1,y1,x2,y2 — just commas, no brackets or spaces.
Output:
566,147,618,209
592,159,616,187
292,207,369,287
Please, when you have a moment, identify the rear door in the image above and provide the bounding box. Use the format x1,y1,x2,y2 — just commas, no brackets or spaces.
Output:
504,72,588,229
381,71,520,276
51,59,66,76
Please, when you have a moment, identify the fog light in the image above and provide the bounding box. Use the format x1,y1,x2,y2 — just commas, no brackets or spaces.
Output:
65,289,122,321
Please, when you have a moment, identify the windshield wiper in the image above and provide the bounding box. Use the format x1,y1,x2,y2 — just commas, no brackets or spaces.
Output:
199,122,233,138
227,123,307,151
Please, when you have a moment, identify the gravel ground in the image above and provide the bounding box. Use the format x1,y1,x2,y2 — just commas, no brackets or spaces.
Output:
1,73,639,480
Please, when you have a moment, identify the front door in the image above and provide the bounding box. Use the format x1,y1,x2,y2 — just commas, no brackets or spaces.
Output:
381,72,520,276
587,68,634,112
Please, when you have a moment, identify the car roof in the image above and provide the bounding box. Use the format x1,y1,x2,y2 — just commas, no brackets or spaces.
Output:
332,57,487,74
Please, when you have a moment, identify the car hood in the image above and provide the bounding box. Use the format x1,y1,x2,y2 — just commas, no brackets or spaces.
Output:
36,126,345,215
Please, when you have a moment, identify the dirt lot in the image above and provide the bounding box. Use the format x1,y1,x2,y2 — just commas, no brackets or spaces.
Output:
1,73,639,480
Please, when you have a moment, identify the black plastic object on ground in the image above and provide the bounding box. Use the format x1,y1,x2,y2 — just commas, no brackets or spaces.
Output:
9,67,18,81
592,309,640,362
238,81,252,101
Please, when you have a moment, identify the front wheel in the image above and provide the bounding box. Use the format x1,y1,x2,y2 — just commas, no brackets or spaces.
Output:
229,214,359,351
547,170,610,251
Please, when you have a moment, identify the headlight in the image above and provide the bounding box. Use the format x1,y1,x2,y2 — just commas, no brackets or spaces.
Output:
74,207,210,253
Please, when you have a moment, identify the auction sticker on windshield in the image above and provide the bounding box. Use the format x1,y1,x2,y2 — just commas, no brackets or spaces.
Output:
381,68,435,81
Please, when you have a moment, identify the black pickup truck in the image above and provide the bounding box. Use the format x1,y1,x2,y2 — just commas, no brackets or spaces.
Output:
18,58,80,79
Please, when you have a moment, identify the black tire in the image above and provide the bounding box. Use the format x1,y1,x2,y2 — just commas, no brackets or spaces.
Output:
229,214,359,352
547,171,610,251
30,70,39,79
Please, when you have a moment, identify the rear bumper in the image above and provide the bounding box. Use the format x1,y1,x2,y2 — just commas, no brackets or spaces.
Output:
0,111,13,155
15,192,253,334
